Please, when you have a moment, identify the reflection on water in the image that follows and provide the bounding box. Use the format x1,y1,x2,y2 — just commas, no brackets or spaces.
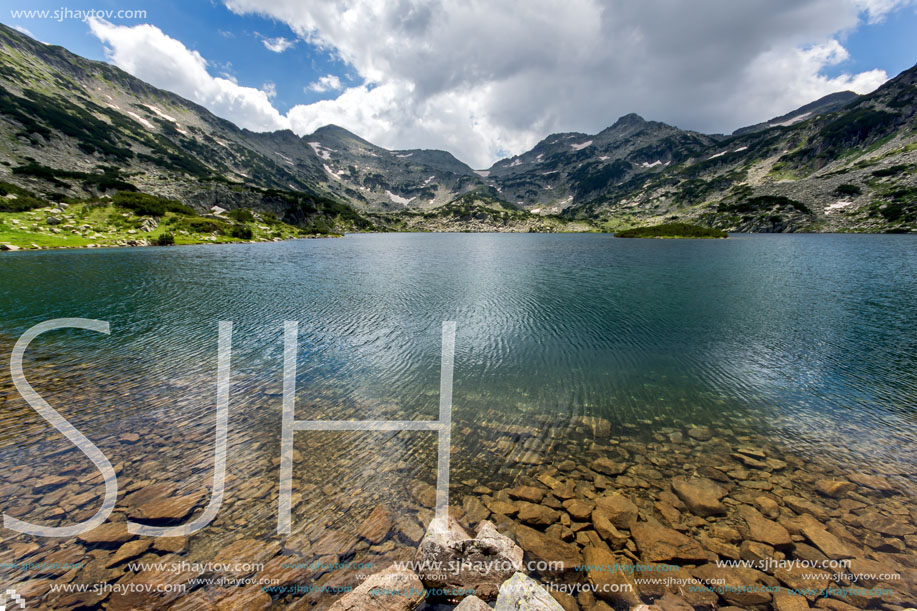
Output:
0,233,915,609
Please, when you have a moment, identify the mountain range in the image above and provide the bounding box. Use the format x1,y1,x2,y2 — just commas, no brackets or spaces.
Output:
1,22,915,234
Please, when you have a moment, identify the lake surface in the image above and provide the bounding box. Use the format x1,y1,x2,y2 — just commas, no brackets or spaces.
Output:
1,233,915,609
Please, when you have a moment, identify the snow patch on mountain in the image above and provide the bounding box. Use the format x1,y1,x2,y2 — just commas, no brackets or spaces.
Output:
308,142,333,160
826,201,853,214
126,111,154,130
386,190,414,205
143,104,176,122
323,164,344,180
773,112,811,127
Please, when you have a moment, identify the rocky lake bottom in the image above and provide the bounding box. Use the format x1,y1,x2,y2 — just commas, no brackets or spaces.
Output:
0,359,914,611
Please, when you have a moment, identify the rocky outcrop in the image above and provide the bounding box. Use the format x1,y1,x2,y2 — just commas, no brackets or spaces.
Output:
414,516,523,599
493,572,564,610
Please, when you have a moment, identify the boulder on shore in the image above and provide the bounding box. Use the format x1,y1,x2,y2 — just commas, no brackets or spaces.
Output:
493,572,564,611
414,516,523,600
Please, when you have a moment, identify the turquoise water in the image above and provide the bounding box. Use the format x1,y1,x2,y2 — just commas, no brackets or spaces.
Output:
1,233,916,474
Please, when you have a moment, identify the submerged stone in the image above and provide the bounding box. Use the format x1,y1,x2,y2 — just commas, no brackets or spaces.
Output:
327,566,425,611
671,477,727,517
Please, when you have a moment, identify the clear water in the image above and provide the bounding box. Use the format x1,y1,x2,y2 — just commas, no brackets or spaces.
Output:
1,233,916,605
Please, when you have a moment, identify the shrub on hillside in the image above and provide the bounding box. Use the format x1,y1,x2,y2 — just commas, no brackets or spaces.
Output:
228,208,255,223
113,191,194,217
835,184,862,196
229,225,253,239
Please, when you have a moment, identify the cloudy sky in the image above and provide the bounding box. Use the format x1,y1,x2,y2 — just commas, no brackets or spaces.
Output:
6,0,917,167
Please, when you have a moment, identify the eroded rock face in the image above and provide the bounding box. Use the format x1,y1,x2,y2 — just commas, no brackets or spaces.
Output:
493,572,564,611
414,516,523,599
327,566,425,611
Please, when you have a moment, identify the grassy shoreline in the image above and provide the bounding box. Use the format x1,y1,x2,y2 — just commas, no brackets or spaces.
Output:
0,201,337,251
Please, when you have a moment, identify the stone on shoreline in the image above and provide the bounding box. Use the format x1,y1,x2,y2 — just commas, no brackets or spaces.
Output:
414,516,522,599
494,572,564,610
773,591,811,611
692,563,772,607
77,522,133,546
855,512,915,536
783,496,829,521
562,498,594,520
455,595,492,610
687,426,713,441
592,509,629,549
409,480,437,508
105,539,151,567
847,473,895,492
136,490,205,522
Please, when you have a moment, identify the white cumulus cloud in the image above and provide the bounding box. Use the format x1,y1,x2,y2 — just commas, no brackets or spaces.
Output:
307,74,343,92
260,35,296,53
220,0,909,166
87,18,289,132
90,1,913,167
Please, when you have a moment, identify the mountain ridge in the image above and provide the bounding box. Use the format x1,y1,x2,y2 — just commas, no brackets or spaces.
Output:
1,22,915,235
